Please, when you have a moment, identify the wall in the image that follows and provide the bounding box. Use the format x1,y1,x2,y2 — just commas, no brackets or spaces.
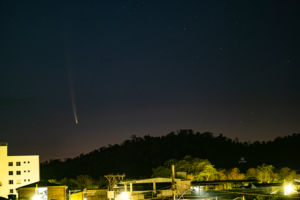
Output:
17,188,35,200
71,190,107,200
176,181,191,195
156,190,172,197
71,191,83,200
48,186,67,200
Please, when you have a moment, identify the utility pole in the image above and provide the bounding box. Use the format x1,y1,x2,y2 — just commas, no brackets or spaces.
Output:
172,165,175,200
104,174,126,191
104,174,126,200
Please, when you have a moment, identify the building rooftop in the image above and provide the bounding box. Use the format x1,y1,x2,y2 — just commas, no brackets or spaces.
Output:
120,177,190,184
192,179,259,185
0,142,8,146
16,181,67,189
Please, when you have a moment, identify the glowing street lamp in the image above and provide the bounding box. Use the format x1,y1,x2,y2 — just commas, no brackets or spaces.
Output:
284,184,297,195
32,195,41,200
120,192,129,200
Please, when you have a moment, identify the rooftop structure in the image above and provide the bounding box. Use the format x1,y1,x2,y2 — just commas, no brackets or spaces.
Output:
119,177,191,199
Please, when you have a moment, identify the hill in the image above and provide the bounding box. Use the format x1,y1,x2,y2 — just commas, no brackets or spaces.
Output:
40,130,300,180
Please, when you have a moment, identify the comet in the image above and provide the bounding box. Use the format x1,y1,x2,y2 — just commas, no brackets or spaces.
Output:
64,26,78,124
70,88,78,124
68,70,78,124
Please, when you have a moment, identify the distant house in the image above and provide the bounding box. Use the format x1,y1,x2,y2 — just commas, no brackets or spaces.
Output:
16,181,67,200
0,142,40,198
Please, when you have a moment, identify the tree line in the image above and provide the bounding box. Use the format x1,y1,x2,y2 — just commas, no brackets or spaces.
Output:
41,130,300,180
152,155,299,185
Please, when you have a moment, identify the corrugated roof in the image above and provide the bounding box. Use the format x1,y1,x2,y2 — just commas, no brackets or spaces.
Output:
16,181,67,189
120,177,189,184
192,179,259,185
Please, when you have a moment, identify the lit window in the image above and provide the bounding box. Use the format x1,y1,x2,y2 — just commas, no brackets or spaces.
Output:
17,171,21,175
17,180,21,184
9,162,13,166
16,162,21,166
28,179,30,182
9,189,13,193
9,171,13,175
9,180,13,184
24,179,26,182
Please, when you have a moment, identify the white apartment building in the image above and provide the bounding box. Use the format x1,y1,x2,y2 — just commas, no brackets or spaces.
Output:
0,142,40,198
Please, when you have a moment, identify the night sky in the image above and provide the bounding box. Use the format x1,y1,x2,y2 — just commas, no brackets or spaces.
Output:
1,0,300,162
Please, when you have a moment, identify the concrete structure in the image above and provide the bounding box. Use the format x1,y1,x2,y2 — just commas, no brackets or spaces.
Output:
17,181,67,200
0,142,40,198
119,177,191,199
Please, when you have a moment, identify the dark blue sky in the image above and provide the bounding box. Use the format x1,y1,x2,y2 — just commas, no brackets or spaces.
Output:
1,0,299,162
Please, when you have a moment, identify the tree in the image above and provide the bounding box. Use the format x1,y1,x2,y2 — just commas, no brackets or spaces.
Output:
227,168,245,180
151,155,211,179
246,168,257,179
151,166,171,178
48,179,58,184
175,155,211,176
196,164,218,181
76,175,98,190
279,167,296,181
97,176,108,189
217,169,227,180
257,164,274,183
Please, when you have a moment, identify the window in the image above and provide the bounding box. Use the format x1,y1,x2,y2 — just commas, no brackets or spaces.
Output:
9,180,13,184
9,171,13,175
17,180,21,184
9,189,13,193
24,161,26,164
24,170,26,173
28,161,30,164
28,170,30,173
24,179,26,182
28,179,30,182
9,162,13,166
16,162,21,166
17,171,21,175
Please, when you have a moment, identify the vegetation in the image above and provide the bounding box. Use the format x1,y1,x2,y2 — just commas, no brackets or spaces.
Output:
151,155,211,179
41,130,300,181
254,196,277,200
48,175,108,190
151,156,299,183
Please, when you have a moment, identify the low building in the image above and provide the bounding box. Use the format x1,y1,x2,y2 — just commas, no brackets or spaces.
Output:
16,181,67,200
0,142,40,198
71,189,107,200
